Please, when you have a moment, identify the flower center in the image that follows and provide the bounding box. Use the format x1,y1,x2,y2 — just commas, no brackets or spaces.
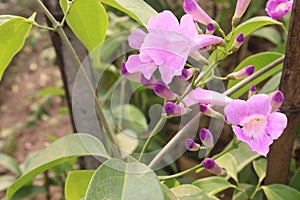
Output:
240,114,267,139
276,2,287,11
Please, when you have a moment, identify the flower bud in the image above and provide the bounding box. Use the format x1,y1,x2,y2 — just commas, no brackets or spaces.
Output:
199,128,214,148
199,104,224,120
185,138,200,151
206,23,215,34
180,68,194,80
153,81,176,100
164,102,185,116
183,0,213,25
227,65,254,80
231,33,245,51
203,158,225,175
248,85,256,98
271,90,284,111
232,0,251,26
140,74,156,89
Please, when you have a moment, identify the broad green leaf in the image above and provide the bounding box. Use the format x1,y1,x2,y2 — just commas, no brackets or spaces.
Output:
193,176,236,196
171,184,210,200
161,184,177,200
252,27,281,45
85,158,163,200
6,133,110,200
60,0,109,51
0,175,15,191
262,184,300,200
0,15,33,81
228,142,260,172
0,153,21,175
112,104,148,135
232,183,263,200
227,52,284,98
115,129,138,159
260,72,282,94
65,170,95,200
227,16,283,48
290,167,300,191
252,158,267,184
215,153,238,182
101,0,157,26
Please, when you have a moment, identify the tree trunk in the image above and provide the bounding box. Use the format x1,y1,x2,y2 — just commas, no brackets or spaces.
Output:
42,0,103,169
265,0,300,184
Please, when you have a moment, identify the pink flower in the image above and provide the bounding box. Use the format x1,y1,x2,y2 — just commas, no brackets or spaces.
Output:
224,94,288,156
199,128,214,148
185,138,200,151
183,0,213,25
183,88,233,107
164,102,185,116
203,158,225,175
125,11,224,85
227,65,255,80
265,0,293,20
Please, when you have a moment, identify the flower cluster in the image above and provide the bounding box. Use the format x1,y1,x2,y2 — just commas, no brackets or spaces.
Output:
185,128,214,151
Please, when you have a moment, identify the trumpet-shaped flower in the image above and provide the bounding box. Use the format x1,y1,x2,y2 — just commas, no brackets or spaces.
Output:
125,10,224,85
224,93,287,156
183,88,233,107
203,158,225,175
265,0,293,20
233,0,251,24
183,0,213,25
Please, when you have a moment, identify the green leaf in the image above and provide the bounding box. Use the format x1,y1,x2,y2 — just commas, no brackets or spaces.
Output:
37,87,65,98
85,158,163,200
252,158,267,184
162,178,180,189
0,15,33,81
262,184,300,200
171,184,210,200
215,153,238,182
232,183,263,200
227,52,283,98
115,129,138,159
227,16,283,48
6,133,110,200
11,185,47,200
193,176,236,196
65,170,95,200
0,153,21,175
290,167,300,191
260,72,282,94
161,184,177,200
60,0,109,51
112,104,148,135
101,0,157,26
252,27,281,45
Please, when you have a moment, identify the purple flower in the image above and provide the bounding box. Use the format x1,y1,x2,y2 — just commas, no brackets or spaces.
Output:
121,62,141,82
153,81,176,100
185,138,200,151
125,11,224,85
224,94,288,156
183,88,233,107
266,0,293,20
164,102,185,116
183,0,213,25
227,65,255,80
199,128,214,148
203,158,225,175
180,68,194,80
206,23,215,34
233,0,251,24
271,90,284,111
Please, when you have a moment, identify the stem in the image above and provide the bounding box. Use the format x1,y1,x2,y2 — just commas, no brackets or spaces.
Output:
36,0,119,156
139,114,167,161
31,21,56,31
159,140,240,180
224,55,285,96
60,0,75,26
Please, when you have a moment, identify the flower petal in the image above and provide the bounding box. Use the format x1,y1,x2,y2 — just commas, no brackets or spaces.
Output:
196,34,224,48
247,94,271,116
224,99,249,125
147,10,179,32
179,14,198,38
128,29,147,50
125,55,157,80
232,125,250,143
249,135,273,157
266,112,287,140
